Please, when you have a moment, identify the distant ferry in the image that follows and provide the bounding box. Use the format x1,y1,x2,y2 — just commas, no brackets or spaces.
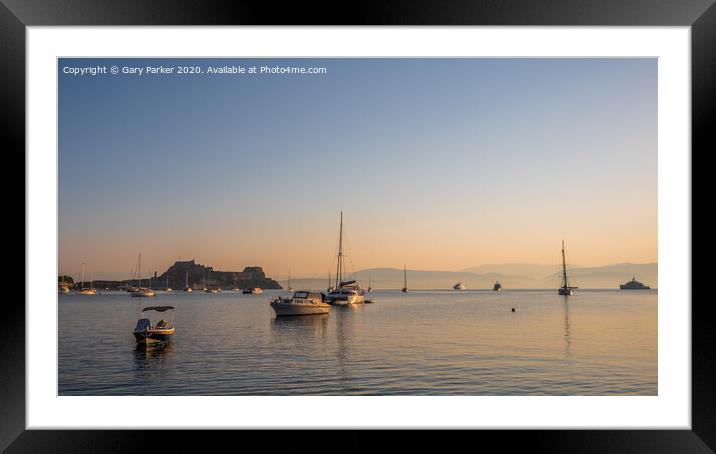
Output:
493,281,502,291
453,282,466,290
620,277,650,290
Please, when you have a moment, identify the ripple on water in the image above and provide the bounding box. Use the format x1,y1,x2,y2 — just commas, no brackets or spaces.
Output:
58,290,657,395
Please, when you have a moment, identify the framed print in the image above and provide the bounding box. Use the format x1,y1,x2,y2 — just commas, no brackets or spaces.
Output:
7,0,711,451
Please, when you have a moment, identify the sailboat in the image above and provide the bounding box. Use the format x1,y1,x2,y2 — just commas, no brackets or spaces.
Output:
78,262,97,295
205,269,219,293
131,254,156,297
233,272,240,292
58,274,70,294
401,265,408,293
367,272,372,292
126,269,138,292
326,212,366,305
287,268,293,292
184,270,193,292
558,240,577,296
165,274,172,292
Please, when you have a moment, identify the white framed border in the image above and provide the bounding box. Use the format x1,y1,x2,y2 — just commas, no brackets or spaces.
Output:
27,27,690,429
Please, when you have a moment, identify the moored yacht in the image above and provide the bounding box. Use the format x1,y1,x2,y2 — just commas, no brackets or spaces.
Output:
242,287,263,294
132,288,156,297
558,240,577,296
326,281,365,305
204,270,220,292
78,262,97,295
401,264,408,293
271,290,330,316
58,275,71,294
453,281,466,290
131,253,156,297
620,277,651,290
325,212,366,305
493,281,502,291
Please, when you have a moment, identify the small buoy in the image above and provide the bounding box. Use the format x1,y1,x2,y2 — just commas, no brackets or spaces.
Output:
511,307,516,312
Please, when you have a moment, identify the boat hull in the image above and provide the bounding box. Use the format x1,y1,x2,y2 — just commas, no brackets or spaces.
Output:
558,288,573,296
131,291,156,297
133,328,174,343
326,294,364,305
135,337,168,348
271,301,330,316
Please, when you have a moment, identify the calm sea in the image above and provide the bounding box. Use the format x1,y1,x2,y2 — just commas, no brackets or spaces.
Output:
58,289,657,395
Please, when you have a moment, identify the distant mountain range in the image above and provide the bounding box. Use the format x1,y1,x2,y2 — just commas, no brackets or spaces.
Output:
283,263,657,291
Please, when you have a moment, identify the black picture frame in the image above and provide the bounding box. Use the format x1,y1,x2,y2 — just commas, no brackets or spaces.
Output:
6,0,709,451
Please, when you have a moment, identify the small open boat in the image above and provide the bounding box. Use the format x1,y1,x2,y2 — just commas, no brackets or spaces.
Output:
134,305,175,347
242,287,263,294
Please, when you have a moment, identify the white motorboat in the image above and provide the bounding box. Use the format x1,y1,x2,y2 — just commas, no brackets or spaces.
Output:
271,291,330,316
453,281,466,290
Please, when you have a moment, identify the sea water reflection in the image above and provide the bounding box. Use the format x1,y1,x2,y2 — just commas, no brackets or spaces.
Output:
58,289,657,395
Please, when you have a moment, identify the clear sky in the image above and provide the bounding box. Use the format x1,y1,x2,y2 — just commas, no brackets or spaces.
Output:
58,58,657,280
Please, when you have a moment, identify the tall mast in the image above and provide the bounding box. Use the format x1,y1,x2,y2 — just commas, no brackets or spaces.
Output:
561,240,568,289
138,254,142,288
80,261,85,289
185,269,189,288
404,264,407,289
288,268,291,289
335,212,343,287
